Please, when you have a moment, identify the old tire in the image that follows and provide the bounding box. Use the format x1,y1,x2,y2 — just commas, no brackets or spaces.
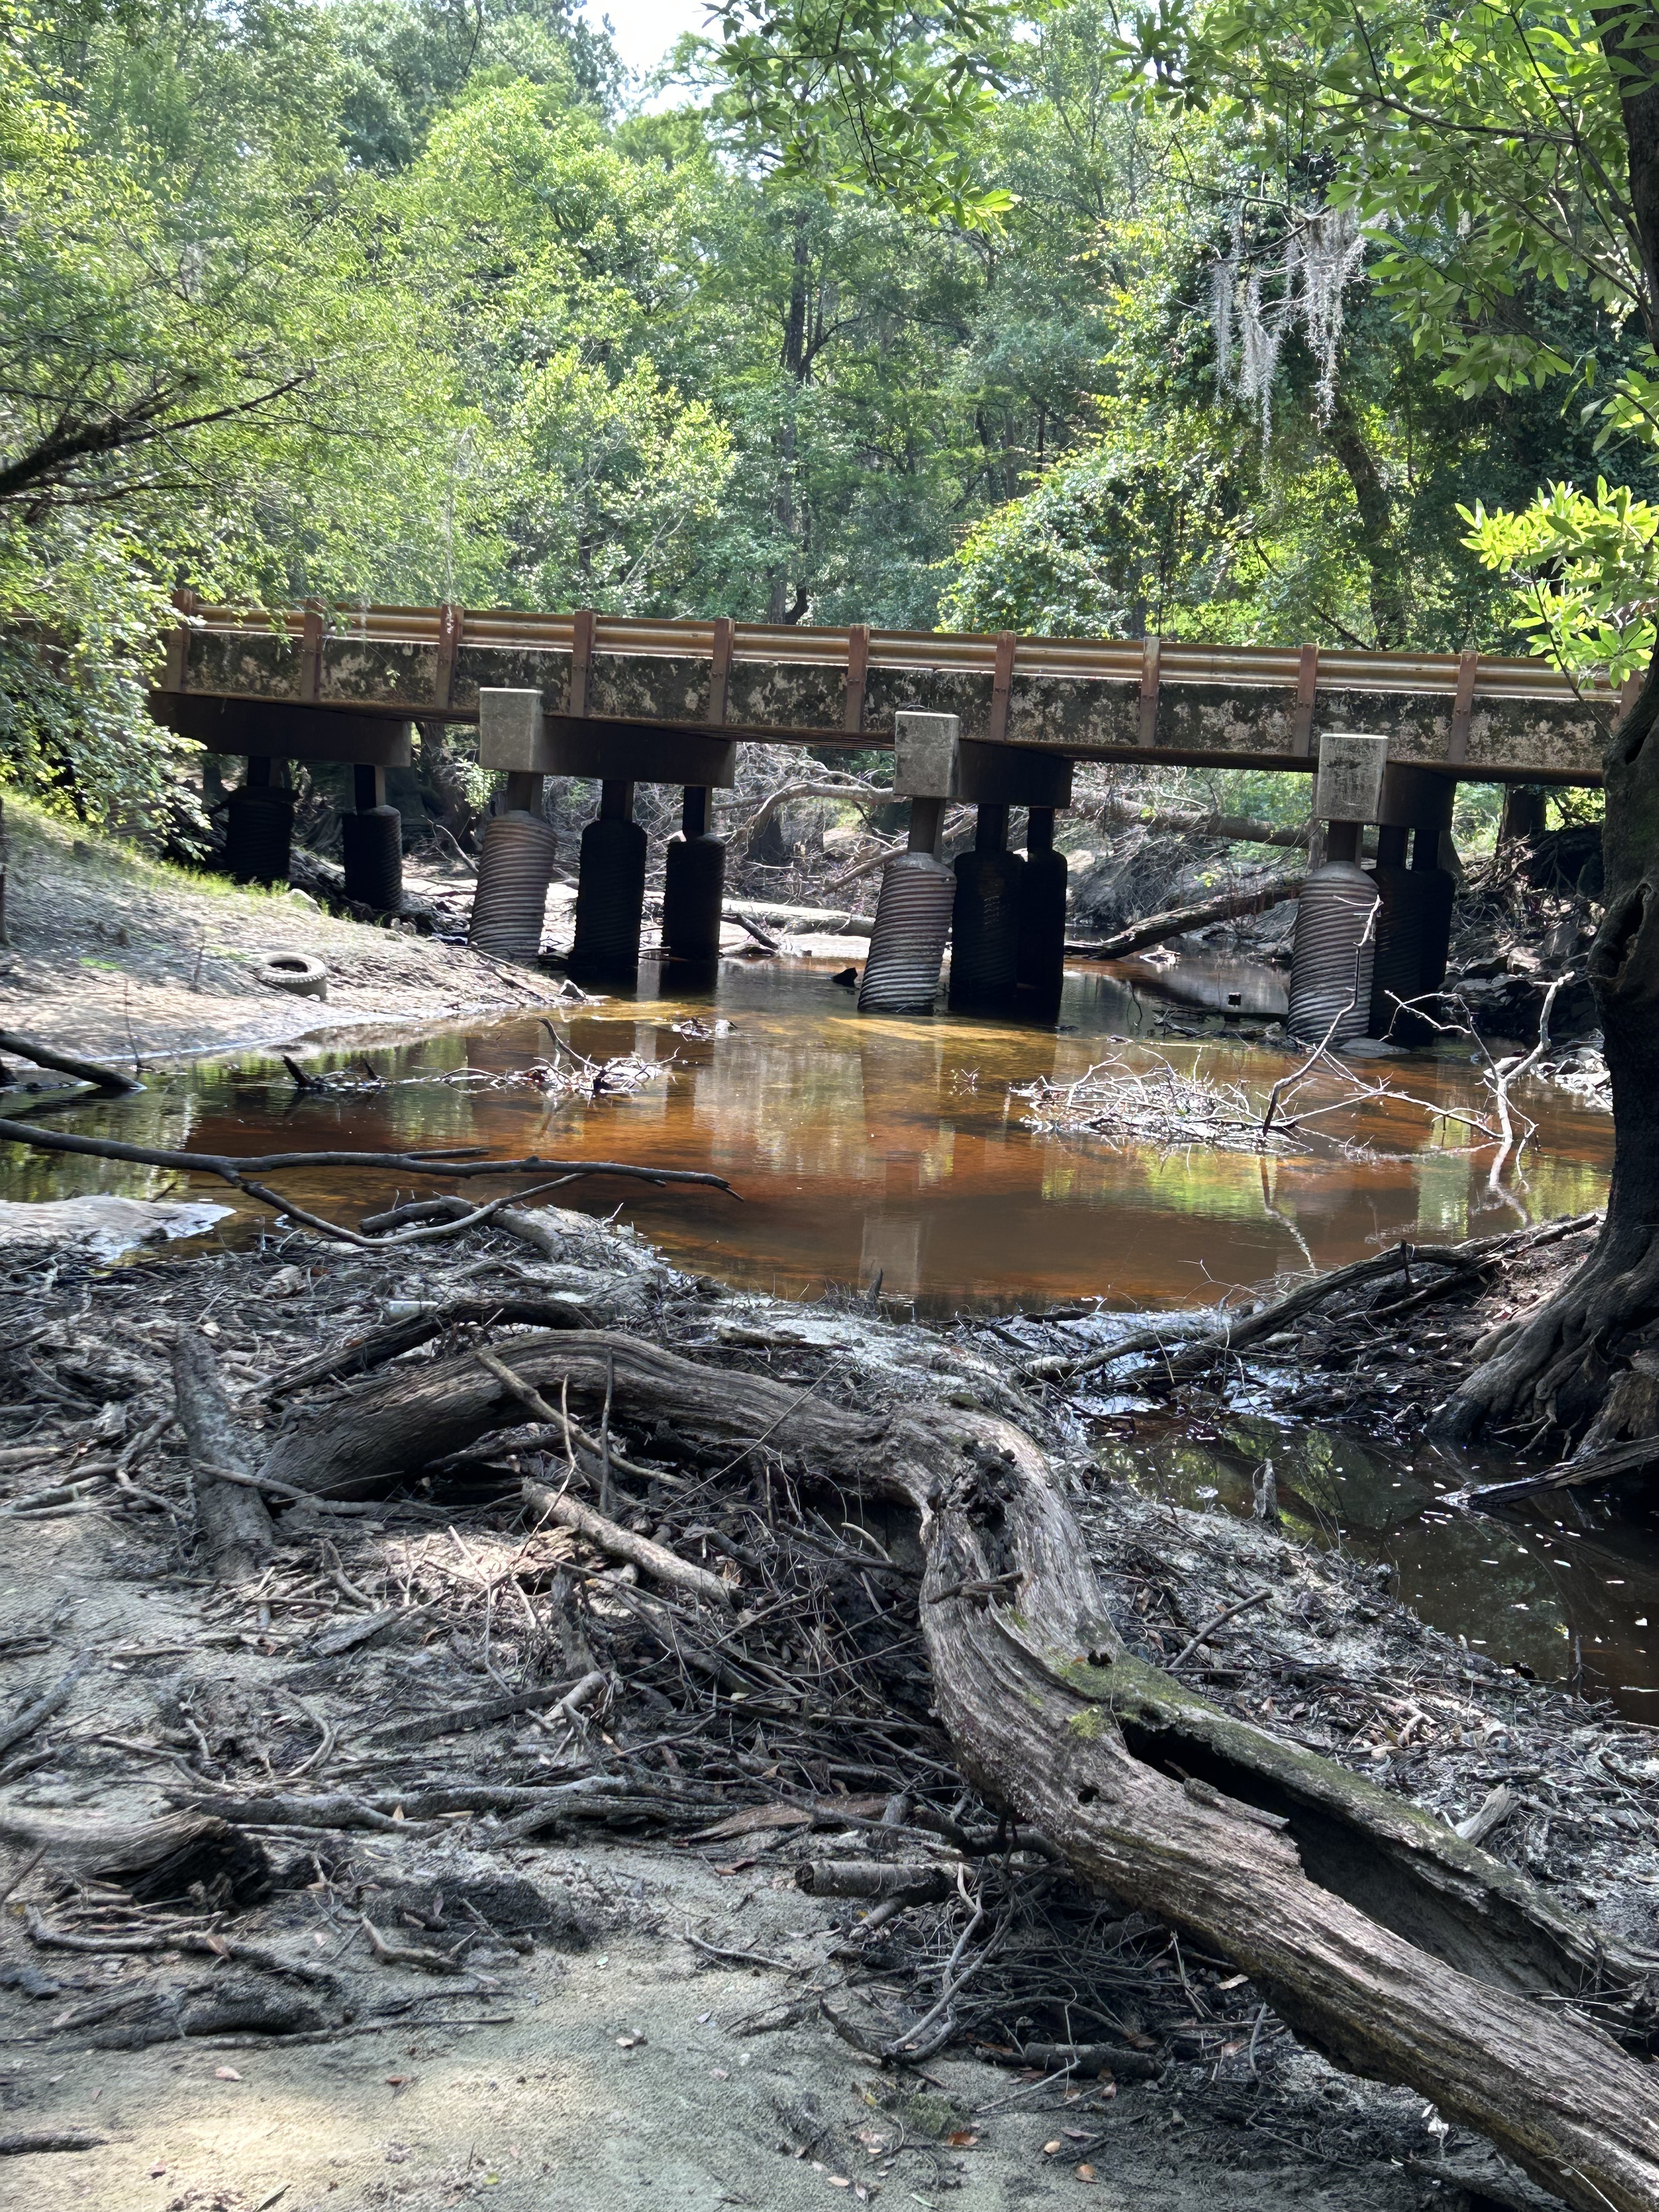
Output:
256,953,328,1002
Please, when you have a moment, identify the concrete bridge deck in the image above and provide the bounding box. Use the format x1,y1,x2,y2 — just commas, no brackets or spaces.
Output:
155,599,1618,786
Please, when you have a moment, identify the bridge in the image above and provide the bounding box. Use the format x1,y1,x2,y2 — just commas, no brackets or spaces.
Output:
150,597,1621,1034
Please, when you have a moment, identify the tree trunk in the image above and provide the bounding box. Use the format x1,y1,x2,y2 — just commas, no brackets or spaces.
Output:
1440,660,1659,1442
1325,392,1411,647
261,1329,1659,2208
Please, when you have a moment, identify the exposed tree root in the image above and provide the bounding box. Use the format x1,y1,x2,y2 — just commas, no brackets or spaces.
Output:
262,1328,1659,2212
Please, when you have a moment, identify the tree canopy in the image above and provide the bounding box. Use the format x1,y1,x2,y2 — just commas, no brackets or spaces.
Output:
2,0,1656,815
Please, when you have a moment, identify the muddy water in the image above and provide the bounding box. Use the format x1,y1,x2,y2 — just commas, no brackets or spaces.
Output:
1112,1416,1659,1717
4,951,1635,1698
8,954,1611,1313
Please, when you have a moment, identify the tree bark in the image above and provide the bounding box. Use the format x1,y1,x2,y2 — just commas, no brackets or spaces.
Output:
1443,27,1659,1441
1440,662,1659,1442
1324,392,1412,647
261,1328,1659,2209
171,1331,274,1582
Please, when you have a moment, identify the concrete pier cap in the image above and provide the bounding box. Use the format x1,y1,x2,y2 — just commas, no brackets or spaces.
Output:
1314,731,1390,823
892,709,1075,810
477,687,736,788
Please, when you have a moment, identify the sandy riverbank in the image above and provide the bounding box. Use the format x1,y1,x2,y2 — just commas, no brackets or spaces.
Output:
0,803,565,1068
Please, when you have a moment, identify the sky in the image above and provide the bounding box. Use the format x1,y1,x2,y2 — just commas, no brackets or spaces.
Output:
596,0,718,77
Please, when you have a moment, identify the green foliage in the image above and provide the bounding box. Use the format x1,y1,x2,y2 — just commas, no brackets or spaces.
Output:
1462,479,1659,684
708,0,1016,226
941,408,1251,637
4,0,1659,827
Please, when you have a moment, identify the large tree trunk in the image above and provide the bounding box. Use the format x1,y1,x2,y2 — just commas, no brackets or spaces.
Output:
262,1329,1659,2209
1440,660,1659,1442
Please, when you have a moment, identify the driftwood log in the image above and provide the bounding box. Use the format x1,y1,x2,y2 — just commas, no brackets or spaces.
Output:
260,1328,1659,2211
172,1331,274,1581
0,1029,141,1094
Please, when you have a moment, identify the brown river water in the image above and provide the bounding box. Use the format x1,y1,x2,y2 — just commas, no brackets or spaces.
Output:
8,951,1656,1711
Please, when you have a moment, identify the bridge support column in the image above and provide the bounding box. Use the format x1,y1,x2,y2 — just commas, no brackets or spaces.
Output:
225,757,295,887
860,714,1073,1019
570,780,647,988
1289,735,1385,1048
662,786,725,963
1407,779,1457,998
1017,806,1068,1017
341,763,404,913
949,803,1023,1015
1367,823,1420,1040
859,717,958,1014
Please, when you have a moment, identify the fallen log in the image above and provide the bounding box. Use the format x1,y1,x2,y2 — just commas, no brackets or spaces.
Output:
256,1326,1659,2210
1071,873,1303,960
0,1029,141,1094
720,897,873,938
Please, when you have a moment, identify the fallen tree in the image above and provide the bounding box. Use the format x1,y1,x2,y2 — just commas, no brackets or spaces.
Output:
0,1029,142,1094
258,1326,1659,2212
723,777,884,856
1094,795,1311,849
1070,872,1303,960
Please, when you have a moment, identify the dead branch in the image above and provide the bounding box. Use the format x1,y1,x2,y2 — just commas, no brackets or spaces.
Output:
261,1296,595,1399
729,778,883,854
24,1906,329,1984
0,1029,142,1094
0,1652,91,1758
1023,1215,1600,1386
0,1124,738,1199
521,1474,733,1609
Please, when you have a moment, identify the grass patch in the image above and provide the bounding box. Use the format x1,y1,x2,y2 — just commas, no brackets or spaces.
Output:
3,789,291,907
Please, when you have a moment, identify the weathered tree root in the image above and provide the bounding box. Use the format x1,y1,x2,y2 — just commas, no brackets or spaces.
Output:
0,1810,271,1909
263,1330,1659,2211
1439,1222,1659,1444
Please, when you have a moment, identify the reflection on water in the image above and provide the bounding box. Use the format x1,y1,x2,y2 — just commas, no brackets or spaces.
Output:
2,953,1611,1316
1115,952,1289,1019
1113,1416,1659,1717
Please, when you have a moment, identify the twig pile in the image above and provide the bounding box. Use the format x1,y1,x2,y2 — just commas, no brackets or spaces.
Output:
1016,1056,1304,1155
